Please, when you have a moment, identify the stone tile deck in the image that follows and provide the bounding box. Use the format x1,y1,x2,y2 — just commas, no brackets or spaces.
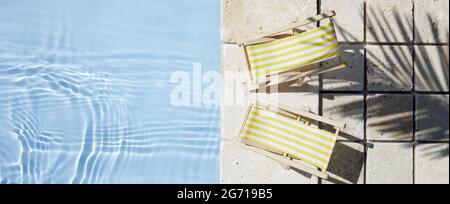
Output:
415,144,449,184
366,45,414,91
366,143,414,184
366,0,414,43
221,0,449,184
366,94,414,141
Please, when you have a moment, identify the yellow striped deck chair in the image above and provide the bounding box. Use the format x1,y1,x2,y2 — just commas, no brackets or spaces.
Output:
238,100,346,179
239,11,347,90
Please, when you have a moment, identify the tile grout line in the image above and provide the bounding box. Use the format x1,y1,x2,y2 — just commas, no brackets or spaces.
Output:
338,139,449,144
223,42,448,47
367,140,449,144
412,0,416,184
320,91,450,95
362,0,368,185
317,0,322,185
339,42,449,46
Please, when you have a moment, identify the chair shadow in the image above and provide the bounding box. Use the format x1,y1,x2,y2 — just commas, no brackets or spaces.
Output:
284,141,365,184
325,142,365,184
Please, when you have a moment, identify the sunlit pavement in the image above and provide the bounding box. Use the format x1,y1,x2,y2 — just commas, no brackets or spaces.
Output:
221,0,449,184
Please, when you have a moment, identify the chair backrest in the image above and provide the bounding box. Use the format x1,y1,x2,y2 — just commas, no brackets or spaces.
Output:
246,22,341,79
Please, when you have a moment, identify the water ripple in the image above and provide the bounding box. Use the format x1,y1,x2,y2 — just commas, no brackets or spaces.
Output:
0,0,220,184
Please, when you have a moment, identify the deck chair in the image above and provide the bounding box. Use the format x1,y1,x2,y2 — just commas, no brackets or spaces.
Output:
238,11,347,91
236,99,346,179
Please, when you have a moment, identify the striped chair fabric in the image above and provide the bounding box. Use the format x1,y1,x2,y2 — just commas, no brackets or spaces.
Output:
241,105,338,171
246,22,341,78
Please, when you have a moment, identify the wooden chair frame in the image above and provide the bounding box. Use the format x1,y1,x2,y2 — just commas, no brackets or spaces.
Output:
235,98,346,179
238,11,348,91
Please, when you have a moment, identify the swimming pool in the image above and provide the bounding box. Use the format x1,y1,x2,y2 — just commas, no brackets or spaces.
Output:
0,0,220,183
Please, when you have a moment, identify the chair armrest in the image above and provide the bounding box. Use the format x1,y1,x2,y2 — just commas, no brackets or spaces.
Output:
297,62,347,78
244,37,279,46
254,98,346,129
249,62,347,90
238,11,336,45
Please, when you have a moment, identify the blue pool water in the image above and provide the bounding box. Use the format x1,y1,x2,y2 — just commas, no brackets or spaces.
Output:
0,0,220,183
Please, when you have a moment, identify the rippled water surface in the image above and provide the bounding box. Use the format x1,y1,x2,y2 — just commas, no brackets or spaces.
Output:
0,0,220,183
